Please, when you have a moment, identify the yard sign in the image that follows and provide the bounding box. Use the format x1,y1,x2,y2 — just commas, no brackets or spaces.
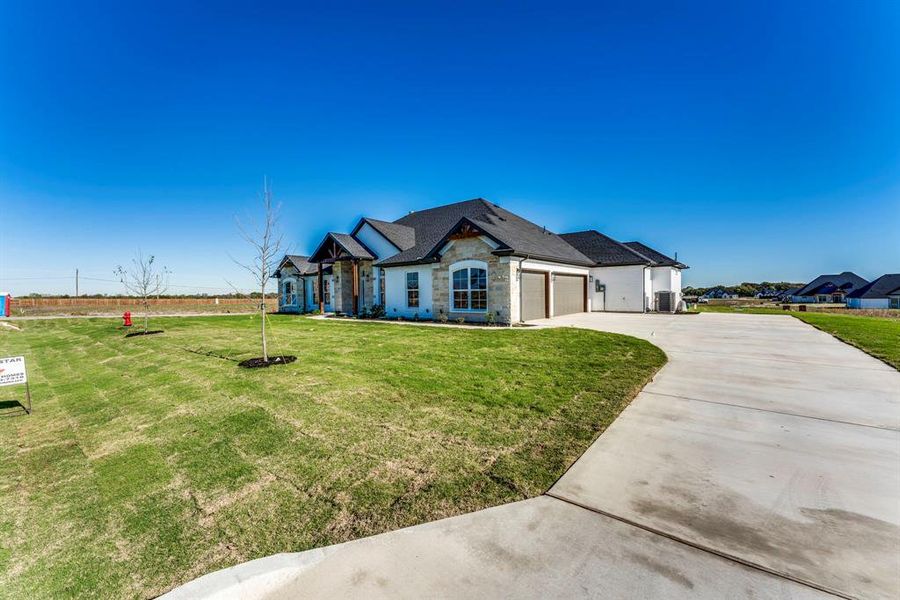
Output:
0,356,31,414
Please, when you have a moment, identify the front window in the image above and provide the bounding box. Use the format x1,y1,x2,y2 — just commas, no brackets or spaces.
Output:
452,267,487,311
323,279,331,305
817,295,828,303
283,281,295,305
406,272,419,307
890,297,899,309
379,269,385,304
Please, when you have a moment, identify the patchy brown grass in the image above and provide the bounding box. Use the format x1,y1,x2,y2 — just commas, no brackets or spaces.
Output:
0,315,665,598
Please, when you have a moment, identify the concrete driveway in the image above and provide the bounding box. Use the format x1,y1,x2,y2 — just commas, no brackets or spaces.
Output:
548,312,900,599
165,312,899,600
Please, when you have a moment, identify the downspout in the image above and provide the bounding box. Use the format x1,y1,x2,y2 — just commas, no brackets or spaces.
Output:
642,265,649,313
518,255,530,324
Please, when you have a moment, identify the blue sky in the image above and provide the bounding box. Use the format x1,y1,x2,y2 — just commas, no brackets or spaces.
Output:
1,0,898,295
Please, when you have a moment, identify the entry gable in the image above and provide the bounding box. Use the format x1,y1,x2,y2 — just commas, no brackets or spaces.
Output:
309,233,375,264
426,217,508,261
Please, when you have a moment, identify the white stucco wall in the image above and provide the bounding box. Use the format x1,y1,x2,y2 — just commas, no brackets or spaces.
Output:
847,298,890,309
355,223,399,261
590,265,647,312
650,266,683,308
384,266,433,319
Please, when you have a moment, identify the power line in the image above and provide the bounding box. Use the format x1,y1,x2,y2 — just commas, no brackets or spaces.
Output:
0,277,74,281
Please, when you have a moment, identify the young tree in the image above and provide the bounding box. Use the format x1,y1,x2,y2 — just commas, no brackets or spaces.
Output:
233,178,284,362
114,252,170,332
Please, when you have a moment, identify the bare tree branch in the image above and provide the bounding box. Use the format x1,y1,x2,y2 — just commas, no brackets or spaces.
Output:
114,251,171,332
233,177,284,361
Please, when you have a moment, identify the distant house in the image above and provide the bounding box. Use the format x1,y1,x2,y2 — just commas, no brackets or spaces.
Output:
845,274,900,309
273,198,687,322
773,286,801,302
791,272,868,304
701,288,737,300
755,287,778,299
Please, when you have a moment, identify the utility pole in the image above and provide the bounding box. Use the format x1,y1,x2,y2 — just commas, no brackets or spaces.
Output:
75,268,79,298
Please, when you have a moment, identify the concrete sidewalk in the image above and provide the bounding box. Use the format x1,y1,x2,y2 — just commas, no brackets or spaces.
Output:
165,312,899,600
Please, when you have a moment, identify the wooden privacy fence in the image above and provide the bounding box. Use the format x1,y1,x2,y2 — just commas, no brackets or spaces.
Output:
16,297,256,307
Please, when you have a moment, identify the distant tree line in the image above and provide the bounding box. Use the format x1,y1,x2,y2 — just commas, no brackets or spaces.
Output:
683,281,804,298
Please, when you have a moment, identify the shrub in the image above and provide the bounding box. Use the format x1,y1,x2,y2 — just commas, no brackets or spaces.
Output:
485,312,495,326
456,317,466,325
439,311,448,324
370,304,386,319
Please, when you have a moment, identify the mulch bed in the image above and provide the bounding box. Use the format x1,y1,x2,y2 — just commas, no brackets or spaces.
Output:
125,330,164,338
238,355,297,369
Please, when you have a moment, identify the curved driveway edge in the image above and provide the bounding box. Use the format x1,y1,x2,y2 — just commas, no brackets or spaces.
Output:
164,312,899,599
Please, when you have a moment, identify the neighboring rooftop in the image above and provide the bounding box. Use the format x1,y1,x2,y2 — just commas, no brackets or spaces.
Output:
793,272,869,297
846,274,900,299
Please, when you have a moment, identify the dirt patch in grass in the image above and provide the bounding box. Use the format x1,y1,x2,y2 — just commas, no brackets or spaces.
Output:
0,315,665,598
124,330,164,338
237,355,298,368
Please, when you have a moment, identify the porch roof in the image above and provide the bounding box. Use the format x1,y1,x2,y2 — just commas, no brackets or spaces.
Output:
309,232,375,263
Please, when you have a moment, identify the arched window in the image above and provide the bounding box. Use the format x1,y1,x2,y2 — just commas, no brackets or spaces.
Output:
450,261,488,311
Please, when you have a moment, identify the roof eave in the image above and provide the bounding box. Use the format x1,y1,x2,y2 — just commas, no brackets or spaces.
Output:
501,251,595,268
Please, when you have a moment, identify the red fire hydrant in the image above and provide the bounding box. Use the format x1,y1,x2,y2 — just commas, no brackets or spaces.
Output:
122,311,133,327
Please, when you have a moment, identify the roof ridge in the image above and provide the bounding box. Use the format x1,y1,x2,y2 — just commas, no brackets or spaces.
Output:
392,198,489,223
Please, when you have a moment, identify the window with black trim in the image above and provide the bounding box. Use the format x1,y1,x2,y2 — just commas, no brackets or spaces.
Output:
323,279,331,304
452,267,487,310
406,272,419,307
283,280,295,304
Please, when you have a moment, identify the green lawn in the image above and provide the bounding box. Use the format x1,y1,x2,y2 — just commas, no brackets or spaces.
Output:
696,305,900,369
0,316,665,598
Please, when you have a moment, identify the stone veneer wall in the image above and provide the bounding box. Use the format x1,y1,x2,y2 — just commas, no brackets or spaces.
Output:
361,262,375,310
431,237,513,324
331,260,376,314
333,261,353,314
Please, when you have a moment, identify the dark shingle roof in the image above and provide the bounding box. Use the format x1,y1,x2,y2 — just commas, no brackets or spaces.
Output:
623,241,687,268
275,255,327,276
376,198,593,267
793,272,869,297
330,233,375,259
280,255,314,275
359,218,416,251
774,286,801,299
559,231,652,266
846,274,900,299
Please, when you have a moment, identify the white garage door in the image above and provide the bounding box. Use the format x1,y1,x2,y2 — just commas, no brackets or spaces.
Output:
553,274,586,316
